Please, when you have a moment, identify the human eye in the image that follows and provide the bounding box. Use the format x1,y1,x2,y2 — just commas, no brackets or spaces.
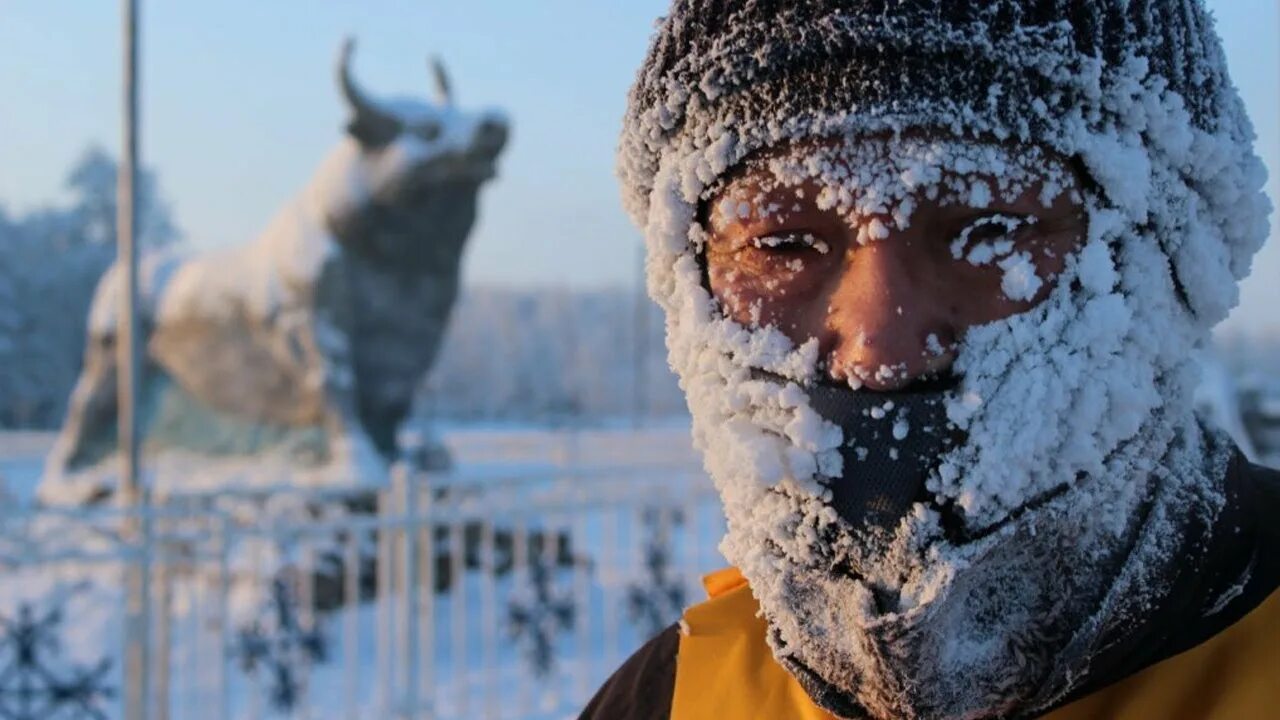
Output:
949,213,1037,264
749,231,831,255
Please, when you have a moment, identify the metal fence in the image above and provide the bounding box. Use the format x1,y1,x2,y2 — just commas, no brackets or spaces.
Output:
0,459,722,720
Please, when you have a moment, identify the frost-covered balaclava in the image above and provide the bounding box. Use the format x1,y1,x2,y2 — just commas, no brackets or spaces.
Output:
620,2,1270,719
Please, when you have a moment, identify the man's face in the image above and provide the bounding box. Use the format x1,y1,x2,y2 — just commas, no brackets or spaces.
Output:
704,136,1087,390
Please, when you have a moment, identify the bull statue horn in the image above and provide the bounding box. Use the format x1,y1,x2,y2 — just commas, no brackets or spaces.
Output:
431,56,453,106
337,37,400,143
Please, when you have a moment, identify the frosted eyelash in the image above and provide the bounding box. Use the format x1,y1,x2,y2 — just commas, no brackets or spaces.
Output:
949,214,1037,262
751,232,830,254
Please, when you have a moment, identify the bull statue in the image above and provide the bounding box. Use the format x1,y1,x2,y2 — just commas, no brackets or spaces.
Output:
40,39,508,504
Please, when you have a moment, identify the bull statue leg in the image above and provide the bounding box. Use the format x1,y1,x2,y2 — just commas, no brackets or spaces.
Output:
41,259,166,505
309,255,388,485
41,330,124,505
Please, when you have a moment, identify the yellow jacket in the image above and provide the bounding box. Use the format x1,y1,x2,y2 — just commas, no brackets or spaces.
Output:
671,568,1280,720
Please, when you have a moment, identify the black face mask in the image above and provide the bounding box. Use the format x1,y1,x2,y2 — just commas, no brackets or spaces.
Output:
758,371,964,531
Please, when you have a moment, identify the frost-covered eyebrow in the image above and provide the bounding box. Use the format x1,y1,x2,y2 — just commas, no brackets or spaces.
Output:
706,182,800,234
707,172,1077,240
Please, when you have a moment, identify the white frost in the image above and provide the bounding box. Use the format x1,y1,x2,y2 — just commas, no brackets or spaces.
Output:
997,252,1043,301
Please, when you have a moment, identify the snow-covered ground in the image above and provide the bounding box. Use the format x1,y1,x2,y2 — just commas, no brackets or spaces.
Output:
0,421,721,720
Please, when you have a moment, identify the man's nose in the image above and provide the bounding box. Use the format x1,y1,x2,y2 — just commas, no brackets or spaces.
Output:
824,238,956,390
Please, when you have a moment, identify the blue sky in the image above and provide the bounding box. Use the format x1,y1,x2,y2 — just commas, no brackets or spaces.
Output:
0,1,1277,334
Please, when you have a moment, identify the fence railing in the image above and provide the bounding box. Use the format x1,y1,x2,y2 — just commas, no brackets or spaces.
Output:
0,459,722,720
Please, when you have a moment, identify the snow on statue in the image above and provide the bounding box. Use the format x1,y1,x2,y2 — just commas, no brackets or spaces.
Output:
40,39,509,504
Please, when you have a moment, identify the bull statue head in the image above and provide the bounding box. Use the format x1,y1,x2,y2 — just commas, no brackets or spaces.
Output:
319,37,509,271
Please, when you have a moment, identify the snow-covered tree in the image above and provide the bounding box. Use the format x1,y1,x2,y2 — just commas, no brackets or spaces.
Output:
421,286,685,423
64,145,181,250
0,147,181,428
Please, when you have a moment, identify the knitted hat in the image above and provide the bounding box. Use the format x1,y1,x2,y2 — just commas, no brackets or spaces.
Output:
619,0,1246,228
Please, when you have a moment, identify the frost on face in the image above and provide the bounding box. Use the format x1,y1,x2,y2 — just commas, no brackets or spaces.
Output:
637,122,1264,712
997,251,1043,301
733,139,1074,245
621,5,1271,716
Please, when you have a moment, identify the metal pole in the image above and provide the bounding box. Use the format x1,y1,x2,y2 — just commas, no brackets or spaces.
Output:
343,531,361,720
153,559,171,720
375,489,394,714
214,517,232,720
118,0,143,538
399,465,421,720
119,1,151,718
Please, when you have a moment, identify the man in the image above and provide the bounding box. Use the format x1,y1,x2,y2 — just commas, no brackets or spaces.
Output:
585,1,1278,718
